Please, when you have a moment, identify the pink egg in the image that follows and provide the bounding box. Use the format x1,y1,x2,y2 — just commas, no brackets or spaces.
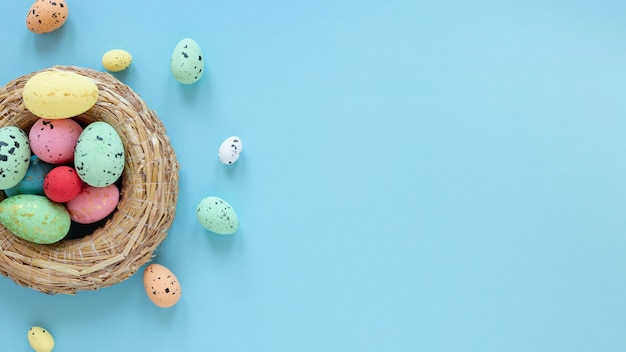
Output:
29,118,83,164
44,166,83,203
65,184,120,224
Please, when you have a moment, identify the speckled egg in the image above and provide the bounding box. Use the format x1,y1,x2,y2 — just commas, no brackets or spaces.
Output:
74,121,125,187
143,263,182,308
26,0,68,34
66,184,119,224
29,118,83,164
27,326,55,352
218,136,243,165
23,70,98,119
0,126,31,190
170,38,204,84
102,49,132,72
196,196,239,235
4,156,54,197
44,166,82,203
0,194,70,244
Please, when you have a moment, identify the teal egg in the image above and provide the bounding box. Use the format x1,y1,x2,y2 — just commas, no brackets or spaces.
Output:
196,196,239,235
0,126,30,190
0,194,70,244
170,38,204,84
74,121,125,187
4,156,54,197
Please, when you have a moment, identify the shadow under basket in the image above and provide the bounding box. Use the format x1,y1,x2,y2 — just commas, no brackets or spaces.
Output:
0,66,179,294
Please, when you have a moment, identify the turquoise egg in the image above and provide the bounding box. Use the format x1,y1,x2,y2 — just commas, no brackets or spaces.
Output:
0,194,70,244
4,156,54,197
196,196,239,235
170,38,204,84
0,126,30,190
74,121,125,187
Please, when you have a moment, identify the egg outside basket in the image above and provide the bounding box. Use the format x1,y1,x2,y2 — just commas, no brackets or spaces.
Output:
0,66,179,294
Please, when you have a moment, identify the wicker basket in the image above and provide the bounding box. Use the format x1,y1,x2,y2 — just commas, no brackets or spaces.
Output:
0,65,179,294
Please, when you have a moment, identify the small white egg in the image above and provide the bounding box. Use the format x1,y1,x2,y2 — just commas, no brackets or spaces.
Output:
218,136,242,165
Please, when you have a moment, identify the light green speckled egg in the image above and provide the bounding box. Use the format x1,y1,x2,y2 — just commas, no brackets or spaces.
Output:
0,194,70,244
74,121,125,187
170,38,204,84
0,126,30,190
196,196,239,235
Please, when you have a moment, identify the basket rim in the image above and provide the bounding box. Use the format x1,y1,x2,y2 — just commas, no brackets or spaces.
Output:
0,65,179,294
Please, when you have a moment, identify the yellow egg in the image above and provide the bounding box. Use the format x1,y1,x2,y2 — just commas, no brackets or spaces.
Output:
26,0,68,34
102,49,133,72
143,263,182,308
27,326,55,352
22,70,99,119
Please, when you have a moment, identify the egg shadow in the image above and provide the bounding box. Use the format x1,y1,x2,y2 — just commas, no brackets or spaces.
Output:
204,229,238,254
108,66,131,82
171,68,211,104
31,20,75,54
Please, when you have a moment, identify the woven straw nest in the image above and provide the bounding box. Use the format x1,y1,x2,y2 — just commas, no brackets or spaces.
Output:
0,65,179,294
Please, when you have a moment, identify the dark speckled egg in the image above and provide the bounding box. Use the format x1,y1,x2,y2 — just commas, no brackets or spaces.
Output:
170,38,204,84
143,264,182,308
26,0,69,34
196,196,239,235
0,126,31,190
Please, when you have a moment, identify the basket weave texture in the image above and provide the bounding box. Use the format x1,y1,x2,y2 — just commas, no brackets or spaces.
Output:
0,65,179,294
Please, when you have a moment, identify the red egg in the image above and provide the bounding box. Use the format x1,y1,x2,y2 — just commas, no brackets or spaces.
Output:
44,166,83,203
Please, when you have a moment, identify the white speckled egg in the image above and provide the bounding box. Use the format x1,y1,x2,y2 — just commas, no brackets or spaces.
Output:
170,38,204,84
74,121,125,187
196,196,239,235
0,126,30,190
218,136,242,165
27,326,55,352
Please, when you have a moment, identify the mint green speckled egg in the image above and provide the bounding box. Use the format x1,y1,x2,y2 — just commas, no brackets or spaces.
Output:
0,194,70,244
0,126,31,190
196,196,239,235
170,38,204,84
74,121,125,187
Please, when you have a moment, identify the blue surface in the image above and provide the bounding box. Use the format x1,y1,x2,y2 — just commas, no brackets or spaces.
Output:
0,1,625,351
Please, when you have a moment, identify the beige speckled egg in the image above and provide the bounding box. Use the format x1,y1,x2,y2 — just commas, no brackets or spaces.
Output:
143,263,181,308
102,49,132,72
26,0,68,34
27,326,55,352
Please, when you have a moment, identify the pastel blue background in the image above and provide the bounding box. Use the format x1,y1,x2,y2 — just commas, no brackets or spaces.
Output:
0,0,625,351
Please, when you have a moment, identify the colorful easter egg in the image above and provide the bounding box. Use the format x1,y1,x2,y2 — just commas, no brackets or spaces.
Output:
44,166,82,203
102,49,132,72
22,70,98,119
170,38,204,84
0,126,31,190
26,0,68,34
4,156,54,197
29,118,83,164
218,136,243,165
0,194,70,244
196,196,239,235
74,121,125,187
143,263,182,308
66,184,119,224
27,326,55,352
